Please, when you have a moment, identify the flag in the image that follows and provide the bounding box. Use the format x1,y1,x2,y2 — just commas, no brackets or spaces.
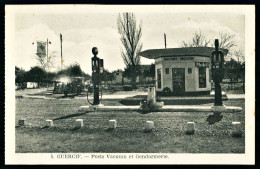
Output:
36,42,46,57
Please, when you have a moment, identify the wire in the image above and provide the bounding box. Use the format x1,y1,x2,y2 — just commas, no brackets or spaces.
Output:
86,86,94,106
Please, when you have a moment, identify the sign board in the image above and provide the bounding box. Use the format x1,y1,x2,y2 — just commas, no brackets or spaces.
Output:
164,57,194,61
195,62,210,67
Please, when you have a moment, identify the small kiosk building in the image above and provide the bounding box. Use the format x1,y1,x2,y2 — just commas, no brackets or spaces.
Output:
139,47,228,95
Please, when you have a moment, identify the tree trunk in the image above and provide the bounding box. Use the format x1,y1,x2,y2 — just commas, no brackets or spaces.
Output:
131,65,137,89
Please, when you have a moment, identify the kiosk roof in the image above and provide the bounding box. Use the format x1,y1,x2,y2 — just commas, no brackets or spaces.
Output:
139,47,228,59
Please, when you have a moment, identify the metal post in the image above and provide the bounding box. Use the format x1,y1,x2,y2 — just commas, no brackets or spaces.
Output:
215,82,222,106
60,34,63,70
47,38,49,90
164,33,167,49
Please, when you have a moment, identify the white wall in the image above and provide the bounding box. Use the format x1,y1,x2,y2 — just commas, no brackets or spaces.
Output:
155,56,211,92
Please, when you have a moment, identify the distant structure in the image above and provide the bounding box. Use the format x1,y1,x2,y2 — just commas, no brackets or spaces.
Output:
113,65,154,85
140,47,228,96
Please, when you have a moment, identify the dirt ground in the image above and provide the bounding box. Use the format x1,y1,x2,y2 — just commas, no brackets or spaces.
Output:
15,93,245,153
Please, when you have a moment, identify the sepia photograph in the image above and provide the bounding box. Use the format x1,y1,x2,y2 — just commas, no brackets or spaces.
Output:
5,5,255,164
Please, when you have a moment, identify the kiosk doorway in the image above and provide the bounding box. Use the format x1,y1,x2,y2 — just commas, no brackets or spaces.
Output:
172,68,185,95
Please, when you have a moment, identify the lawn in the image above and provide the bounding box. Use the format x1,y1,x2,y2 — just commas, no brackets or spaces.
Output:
15,97,245,153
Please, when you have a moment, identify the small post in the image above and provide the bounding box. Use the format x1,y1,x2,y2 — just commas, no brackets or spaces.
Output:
109,120,117,129
186,122,195,135
232,122,242,137
145,121,154,131
46,119,54,127
75,119,83,128
18,118,26,126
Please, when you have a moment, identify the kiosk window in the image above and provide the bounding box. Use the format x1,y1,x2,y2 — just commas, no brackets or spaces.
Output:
188,68,192,74
165,68,169,74
157,69,162,89
199,67,206,88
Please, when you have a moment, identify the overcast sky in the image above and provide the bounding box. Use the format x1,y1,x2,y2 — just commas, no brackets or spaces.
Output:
15,10,245,74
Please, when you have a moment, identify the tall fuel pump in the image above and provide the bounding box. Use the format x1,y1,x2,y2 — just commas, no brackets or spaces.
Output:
211,39,224,106
87,47,104,106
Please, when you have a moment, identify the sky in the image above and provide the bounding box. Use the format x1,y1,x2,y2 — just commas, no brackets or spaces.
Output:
14,9,245,75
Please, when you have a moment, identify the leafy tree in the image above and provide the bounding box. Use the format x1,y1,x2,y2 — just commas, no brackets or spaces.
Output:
142,63,155,77
57,63,83,77
224,58,244,82
123,65,141,79
25,66,47,83
15,66,26,83
101,69,115,82
117,12,143,88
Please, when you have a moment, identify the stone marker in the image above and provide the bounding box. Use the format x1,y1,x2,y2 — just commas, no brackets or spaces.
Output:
75,119,83,128
232,122,242,137
145,121,154,131
18,118,26,126
186,122,195,135
46,119,54,127
109,120,117,129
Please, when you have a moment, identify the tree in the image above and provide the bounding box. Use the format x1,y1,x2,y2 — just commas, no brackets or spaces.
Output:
181,31,236,51
101,69,115,83
181,31,211,47
57,63,84,77
25,66,47,83
123,66,141,79
217,31,237,50
233,48,245,64
117,12,143,88
142,63,155,77
15,66,26,83
34,51,58,71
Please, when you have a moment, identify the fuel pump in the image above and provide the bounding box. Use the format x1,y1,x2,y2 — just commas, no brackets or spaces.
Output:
211,39,224,106
87,47,104,105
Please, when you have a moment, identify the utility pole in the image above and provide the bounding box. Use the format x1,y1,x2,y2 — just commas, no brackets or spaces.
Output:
164,33,167,49
47,38,49,90
60,33,63,70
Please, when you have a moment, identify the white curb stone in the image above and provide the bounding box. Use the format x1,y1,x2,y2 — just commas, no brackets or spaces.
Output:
18,118,26,126
145,121,154,131
109,120,117,129
232,122,242,137
76,119,84,128
46,119,54,127
186,122,195,134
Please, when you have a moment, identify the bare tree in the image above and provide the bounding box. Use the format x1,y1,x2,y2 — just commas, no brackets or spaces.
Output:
34,51,58,71
233,48,245,64
181,31,236,51
217,31,237,50
117,12,143,88
181,31,211,47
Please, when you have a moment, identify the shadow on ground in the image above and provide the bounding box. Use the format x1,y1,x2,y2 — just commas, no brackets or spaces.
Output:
206,112,223,125
53,112,86,121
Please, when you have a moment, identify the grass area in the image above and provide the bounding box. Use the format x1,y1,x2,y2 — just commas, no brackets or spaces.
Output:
15,98,245,153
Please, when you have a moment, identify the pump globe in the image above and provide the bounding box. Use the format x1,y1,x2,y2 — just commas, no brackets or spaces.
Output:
92,47,98,55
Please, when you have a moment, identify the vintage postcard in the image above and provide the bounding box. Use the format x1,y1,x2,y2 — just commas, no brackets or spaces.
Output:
5,5,255,164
